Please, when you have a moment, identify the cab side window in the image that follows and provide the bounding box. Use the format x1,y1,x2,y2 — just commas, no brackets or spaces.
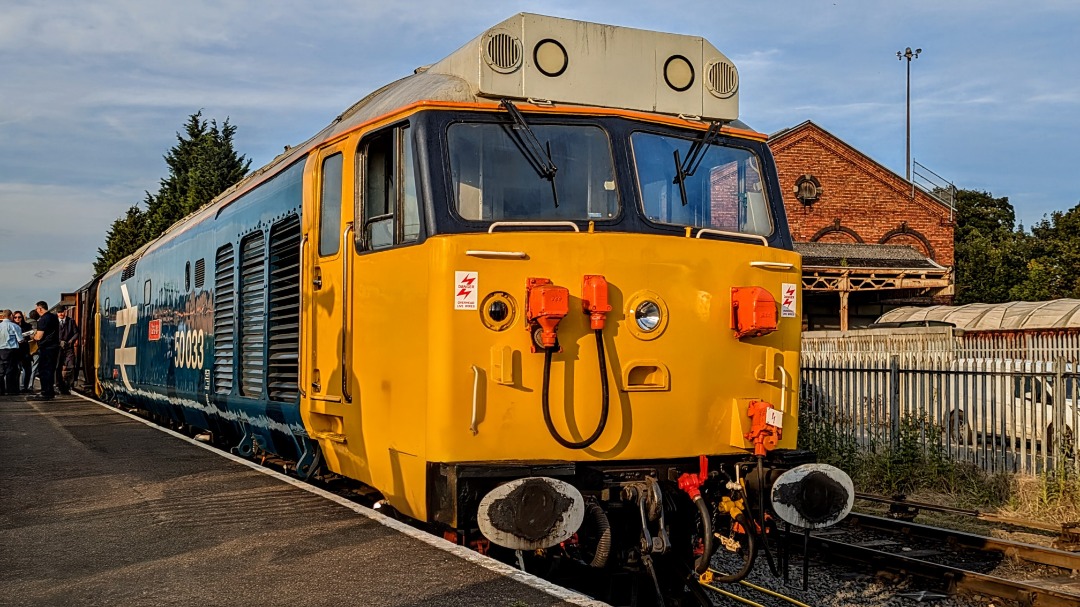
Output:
319,153,343,256
357,124,420,251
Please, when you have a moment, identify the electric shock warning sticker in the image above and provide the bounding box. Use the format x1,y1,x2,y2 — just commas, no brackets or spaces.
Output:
781,283,797,318
455,271,478,310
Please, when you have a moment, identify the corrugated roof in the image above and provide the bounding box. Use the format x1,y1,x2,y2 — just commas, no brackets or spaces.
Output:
877,299,1080,330
795,242,943,270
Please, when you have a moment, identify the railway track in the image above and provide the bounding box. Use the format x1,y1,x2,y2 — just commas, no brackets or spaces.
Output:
789,512,1080,607
856,492,1080,550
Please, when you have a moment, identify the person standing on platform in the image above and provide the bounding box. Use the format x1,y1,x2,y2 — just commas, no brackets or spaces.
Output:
0,310,22,395
12,311,33,392
31,301,60,401
26,309,40,388
56,307,80,395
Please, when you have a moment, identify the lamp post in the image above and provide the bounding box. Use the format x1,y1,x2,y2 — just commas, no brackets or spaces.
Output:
897,46,921,181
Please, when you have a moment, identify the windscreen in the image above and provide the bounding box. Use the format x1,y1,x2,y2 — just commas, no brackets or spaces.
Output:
448,122,618,222
632,131,773,236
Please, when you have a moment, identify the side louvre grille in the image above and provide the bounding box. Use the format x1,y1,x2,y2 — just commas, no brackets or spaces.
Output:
121,257,139,281
194,258,206,289
213,245,235,394
239,233,266,398
267,216,300,402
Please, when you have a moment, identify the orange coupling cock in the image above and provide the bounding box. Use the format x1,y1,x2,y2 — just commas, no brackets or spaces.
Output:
677,455,710,500
745,399,782,456
581,275,612,330
526,278,569,349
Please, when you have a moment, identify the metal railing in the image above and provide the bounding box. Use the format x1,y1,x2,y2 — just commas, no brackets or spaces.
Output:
911,159,956,221
800,328,1079,475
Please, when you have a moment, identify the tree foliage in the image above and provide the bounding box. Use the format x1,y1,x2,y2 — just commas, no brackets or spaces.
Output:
954,189,1080,303
1015,203,1080,300
93,204,148,275
93,111,250,274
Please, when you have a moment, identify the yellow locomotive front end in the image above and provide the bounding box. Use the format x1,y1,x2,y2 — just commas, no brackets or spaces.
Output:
298,13,851,602
427,230,802,463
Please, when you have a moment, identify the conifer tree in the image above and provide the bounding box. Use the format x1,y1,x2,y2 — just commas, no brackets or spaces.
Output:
93,205,148,275
93,111,250,274
146,111,251,237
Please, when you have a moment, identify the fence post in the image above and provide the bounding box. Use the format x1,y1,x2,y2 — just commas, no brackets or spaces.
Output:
891,355,901,449
1054,357,1066,465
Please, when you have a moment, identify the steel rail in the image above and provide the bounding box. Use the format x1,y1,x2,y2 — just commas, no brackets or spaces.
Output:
788,530,1080,607
846,512,1080,571
856,492,1064,533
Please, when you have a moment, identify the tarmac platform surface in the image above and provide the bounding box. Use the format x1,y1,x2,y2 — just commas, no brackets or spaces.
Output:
0,392,604,607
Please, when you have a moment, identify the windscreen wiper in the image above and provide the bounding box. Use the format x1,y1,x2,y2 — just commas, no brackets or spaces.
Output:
673,120,723,206
500,99,560,208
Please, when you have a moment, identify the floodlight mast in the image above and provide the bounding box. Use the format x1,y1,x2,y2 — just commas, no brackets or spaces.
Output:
897,46,921,181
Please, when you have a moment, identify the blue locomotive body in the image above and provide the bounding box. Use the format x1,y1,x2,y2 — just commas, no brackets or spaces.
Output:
96,160,319,474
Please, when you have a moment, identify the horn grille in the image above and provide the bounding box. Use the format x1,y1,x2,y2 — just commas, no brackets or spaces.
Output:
484,32,523,73
706,60,739,98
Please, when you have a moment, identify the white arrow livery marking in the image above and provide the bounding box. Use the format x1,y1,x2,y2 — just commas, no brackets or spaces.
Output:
114,283,138,390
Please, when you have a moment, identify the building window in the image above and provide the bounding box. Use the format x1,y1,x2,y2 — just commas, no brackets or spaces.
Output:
794,174,822,206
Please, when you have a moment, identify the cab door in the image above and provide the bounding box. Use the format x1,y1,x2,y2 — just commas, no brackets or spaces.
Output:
305,143,354,404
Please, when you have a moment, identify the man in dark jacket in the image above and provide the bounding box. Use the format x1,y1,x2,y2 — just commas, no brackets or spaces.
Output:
56,306,80,395
31,301,60,401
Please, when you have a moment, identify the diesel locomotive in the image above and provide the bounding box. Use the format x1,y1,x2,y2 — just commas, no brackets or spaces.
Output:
74,13,853,604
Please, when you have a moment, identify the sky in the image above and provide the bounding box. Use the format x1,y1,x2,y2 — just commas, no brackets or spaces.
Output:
2,0,1078,311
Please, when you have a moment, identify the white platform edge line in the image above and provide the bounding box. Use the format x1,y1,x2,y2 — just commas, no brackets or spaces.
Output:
72,392,609,607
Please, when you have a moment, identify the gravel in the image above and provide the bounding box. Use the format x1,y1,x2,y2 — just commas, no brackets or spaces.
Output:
698,554,1018,607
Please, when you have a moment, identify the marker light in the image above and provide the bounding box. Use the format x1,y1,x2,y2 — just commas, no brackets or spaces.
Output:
480,291,516,332
489,300,509,322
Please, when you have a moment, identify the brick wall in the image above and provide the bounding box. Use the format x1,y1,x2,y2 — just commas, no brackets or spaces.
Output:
768,122,954,266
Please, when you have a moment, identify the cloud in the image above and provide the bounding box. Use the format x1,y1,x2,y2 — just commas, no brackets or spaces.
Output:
1,0,1079,306
0,182,132,262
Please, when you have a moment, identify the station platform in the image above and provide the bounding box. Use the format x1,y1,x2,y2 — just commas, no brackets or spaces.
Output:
0,392,605,607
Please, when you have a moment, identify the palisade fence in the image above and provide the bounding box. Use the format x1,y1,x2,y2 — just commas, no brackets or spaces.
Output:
800,327,1080,475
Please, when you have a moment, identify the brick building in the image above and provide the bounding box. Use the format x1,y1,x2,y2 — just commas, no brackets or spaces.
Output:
768,121,954,330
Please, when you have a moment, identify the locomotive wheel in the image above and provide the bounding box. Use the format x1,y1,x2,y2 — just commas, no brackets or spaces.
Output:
709,512,756,582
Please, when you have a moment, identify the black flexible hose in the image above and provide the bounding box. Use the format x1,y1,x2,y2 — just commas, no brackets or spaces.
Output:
755,455,780,576
586,502,612,568
542,329,610,449
692,495,713,574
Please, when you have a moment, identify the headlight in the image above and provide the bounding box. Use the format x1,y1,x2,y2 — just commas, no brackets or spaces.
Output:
635,301,662,332
626,291,668,340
